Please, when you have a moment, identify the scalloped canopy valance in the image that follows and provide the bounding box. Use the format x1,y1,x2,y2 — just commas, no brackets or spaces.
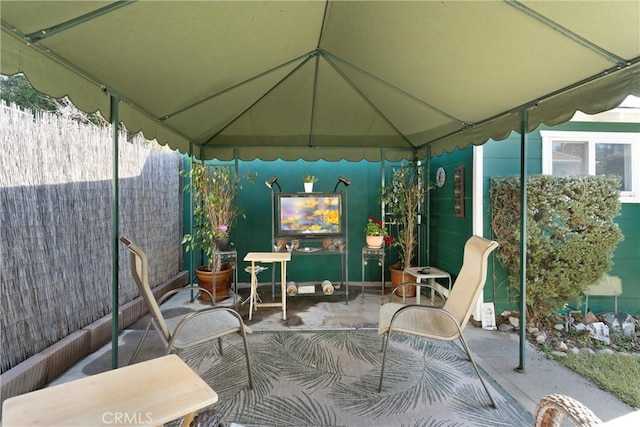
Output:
2,1,638,161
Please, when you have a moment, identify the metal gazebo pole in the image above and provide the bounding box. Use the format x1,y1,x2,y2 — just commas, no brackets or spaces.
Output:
110,95,120,369
516,108,528,372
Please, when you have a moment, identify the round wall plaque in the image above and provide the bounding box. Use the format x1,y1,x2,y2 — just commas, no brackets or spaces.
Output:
436,167,446,187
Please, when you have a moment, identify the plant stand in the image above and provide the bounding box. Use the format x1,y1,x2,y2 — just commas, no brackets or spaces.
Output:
362,246,385,302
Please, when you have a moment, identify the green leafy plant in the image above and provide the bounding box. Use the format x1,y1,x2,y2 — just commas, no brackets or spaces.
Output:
490,175,623,320
379,162,432,267
182,161,254,272
303,175,317,183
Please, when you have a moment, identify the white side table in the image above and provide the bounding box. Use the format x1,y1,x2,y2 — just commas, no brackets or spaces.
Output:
402,266,452,304
244,252,291,320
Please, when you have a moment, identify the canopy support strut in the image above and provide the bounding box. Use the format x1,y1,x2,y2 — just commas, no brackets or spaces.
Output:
515,108,528,373
110,95,120,370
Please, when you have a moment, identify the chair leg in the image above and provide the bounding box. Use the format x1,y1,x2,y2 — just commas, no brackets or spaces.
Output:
217,337,223,355
239,328,254,389
129,322,153,365
378,331,391,392
458,334,496,408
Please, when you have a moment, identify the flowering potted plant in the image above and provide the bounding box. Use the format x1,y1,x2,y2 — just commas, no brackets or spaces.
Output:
214,225,231,251
364,217,392,248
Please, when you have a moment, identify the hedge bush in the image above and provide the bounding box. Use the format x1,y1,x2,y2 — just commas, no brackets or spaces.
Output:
490,175,623,320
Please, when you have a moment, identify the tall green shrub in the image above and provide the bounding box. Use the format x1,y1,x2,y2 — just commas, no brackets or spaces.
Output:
490,175,623,320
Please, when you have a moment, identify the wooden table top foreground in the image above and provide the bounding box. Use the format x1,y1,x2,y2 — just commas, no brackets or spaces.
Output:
2,354,218,427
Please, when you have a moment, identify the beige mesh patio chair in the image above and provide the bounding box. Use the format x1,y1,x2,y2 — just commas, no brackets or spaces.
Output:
378,235,499,407
120,236,253,389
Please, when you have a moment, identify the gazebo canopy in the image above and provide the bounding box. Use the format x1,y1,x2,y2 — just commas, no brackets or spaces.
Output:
1,1,638,161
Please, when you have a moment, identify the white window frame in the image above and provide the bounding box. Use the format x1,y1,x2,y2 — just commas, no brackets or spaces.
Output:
541,131,640,203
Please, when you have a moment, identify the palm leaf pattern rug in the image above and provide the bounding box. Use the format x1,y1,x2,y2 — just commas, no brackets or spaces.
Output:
178,329,532,427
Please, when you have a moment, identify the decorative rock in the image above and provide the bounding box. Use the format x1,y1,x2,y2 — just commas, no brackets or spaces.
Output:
550,351,567,358
527,326,539,335
567,346,580,355
587,322,610,344
498,323,515,332
585,311,599,324
596,348,615,355
579,347,595,355
553,323,565,331
536,334,547,344
575,323,587,332
509,317,519,328
555,341,568,352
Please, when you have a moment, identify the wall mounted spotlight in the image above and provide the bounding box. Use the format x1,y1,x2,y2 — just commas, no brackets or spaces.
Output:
265,176,282,192
333,176,351,192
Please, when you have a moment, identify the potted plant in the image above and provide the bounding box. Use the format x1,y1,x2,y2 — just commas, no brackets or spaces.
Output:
182,161,253,301
364,216,392,248
303,175,317,192
379,162,430,297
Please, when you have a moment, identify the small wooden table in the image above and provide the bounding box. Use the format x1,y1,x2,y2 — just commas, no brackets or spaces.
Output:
244,252,291,320
402,266,452,304
1,354,218,427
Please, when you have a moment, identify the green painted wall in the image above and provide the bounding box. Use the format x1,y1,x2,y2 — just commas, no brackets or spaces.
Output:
183,121,638,314
184,158,395,288
428,148,474,278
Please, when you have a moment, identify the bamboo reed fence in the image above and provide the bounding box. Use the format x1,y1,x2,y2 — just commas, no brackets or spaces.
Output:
0,102,183,373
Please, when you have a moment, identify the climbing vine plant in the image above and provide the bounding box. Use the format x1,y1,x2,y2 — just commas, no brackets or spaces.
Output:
490,175,623,320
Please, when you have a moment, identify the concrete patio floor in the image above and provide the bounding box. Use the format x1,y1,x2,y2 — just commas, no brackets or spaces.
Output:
50,283,637,424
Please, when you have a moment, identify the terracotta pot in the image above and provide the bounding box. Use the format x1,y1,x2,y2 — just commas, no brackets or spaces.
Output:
195,263,233,302
389,263,416,297
366,235,384,248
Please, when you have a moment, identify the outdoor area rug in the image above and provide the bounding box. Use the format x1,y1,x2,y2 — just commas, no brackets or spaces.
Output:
177,329,532,427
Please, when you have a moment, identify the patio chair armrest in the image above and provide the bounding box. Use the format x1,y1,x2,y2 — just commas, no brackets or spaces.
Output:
186,306,247,326
390,282,448,302
170,306,252,348
157,286,215,306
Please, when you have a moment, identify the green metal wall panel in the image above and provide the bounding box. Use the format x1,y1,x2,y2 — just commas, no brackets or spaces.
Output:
428,147,474,279
182,120,638,314
185,158,389,288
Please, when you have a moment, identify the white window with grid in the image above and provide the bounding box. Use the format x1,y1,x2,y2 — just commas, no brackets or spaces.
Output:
541,131,640,203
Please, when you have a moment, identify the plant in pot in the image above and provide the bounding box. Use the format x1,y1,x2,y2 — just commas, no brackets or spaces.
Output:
379,162,430,297
364,216,391,249
182,161,252,302
303,175,317,192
